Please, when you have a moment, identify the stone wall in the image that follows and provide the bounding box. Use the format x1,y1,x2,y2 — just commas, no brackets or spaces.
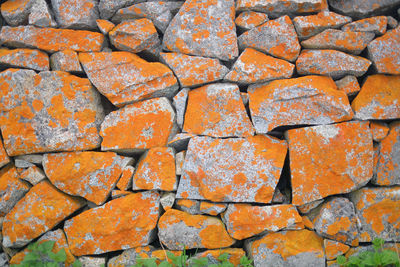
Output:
0,0,399,266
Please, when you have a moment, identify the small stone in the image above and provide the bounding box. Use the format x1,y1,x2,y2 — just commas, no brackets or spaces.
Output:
14,154,42,165
108,246,155,267
0,48,49,71
329,0,400,19
50,50,83,73
0,139,10,169
235,11,269,31
79,256,106,267
241,92,249,106
175,199,201,215
111,190,131,199
342,16,387,35
302,216,314,229
96,19,115,34
324,239,350,261
334,75,361,96
175,151,185,176
160,192,175,211
14,159,34,168
0,0,34,26
199,202,227,216
19,166,46,185
172,89,189,130
98,0,136,20
117,166,135,191
191,248,245,266
387,16,398,29
272,188,287,204
297,199,324,214
370,121,390,142
28,0,57,27
167,133,194,152
51,0,99,29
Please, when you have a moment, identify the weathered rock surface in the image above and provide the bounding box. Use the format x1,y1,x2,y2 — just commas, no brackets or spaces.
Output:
96,19,115,34
28,0,57,28
329,0,400,19
370,122,390,142
108,246,155,267
0,48,49,71
0,0,34,26
117,166,134,190
335,75,361,96
0,138,10,169
342,16,387,35
19,165,46,185
50,50,83,73
172,88,189,129
235,11,269,30
199,202,227,216
191,248,245,266
175,199,201,215
324,239,350,261
51,0,99,29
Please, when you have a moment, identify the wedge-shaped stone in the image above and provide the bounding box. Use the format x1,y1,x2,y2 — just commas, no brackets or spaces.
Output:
0,0,34,26
2,180,84,248
19,165,45,185
248,75,353,133
29,0,57,28
235,11,269,30
199,202,227,216
183,83,255,137
191,248,245,266
79,52,178,107
98,0,136,19
175,199,201,215
108,246,156,267
0,138,10,169
100,97,177,153
0,48,49,71
96,19,115,34
370,122,390,142
335,75,361,96
51,0,99,29
0,69,104,156
0,26,104,53
351,75,400,120
50,50,82,73
342,16,387,35
225,48,294,85
324,239,350,261
238,15,300,62
222,204,302,240
286,121,373,206
329,0,400,19
158,209,235,250
163,0,238,61
176,135,287,203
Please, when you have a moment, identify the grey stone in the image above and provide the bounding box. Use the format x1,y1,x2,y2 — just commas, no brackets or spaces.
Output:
14,154,43,165
387,16,398,29
19,166,46,185
334,75,361,96
235,11,269,31
0,252,7,267
51,0,99,29
0,0,35,26
14,159,34,168
160,192,175,211
297,199,324,214
175,199,201,215
175,150,185,176
199,201,227,216
79,256,106,267
173,88,189,130
99,0,140,20
107,246,155,266
167,133,193,152
28,0,57,28
50,50,83,73
329,0,400,19
0,48,50,71
342,16,388,35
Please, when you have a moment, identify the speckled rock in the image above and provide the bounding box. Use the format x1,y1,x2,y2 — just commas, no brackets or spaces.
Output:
50,50,83,73
387,16,398,28
117,166,134,191
28,0,57,28
0,69,104,156
370,122,390,142
98,0,137,20
235,11,269,30
79,256,106,267
96,19,115,34
324,239,350,261
14,154,43,165
172,88,189,129
176,135,287,203
0,139,10,169
342,16,387,35
19,166,45,185
329,0,400,19
160,192,175,211
334,75,361,96
107,246,155,267
0,48,49,71
0,0,34,26
175,199,201,215
79,52,178,107
199,202,227,216
51,0,99,29
167,133,194,152
191,248,245,266
286,121,373,206
248,75,353,133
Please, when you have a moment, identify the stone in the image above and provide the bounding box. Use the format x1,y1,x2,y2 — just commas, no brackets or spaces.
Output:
367,27,400,74
176,135,287,203
224,48,295,85
175,199,201,215
301,29,375,55
245,229,325,267
51,0,99,30
14,154,42,165
2,180,84,248
349,186,400,242
235,11,269,31
162,0,238,61
222,204,303,240
100,97,177,153
0,48,49,71
109,19,160,53
50,50,83,73
64,191,160,256
158,209,235,250
14,159,34,168
334,75,361,96
293,11,352,39
167,133,194,152
79,256,106,267
98,0,137,20
183,83,255,137
0,69,104,156
302,216,314,229
160,53,229,88
370,121,390,142
329,0,400,19
241,92,249,106
175,150,185,176
111,190,131,199
199,202,227,216
191,248,245,266
43,151,130,205
160,192,175,211
172,88,189,129
324,239,350,261
19,166,46,185
0,0,34,26
0,139,10,169
351,75,400,120
108,246,155,267
342,16,387,35
28,0,57,28
248,75,353,133
79,52,179,107
117,166,134,190
0,26,104,53
296,49,371,79
96,19,115,34
238,15,300,62
387,16,398,28
287,121,373,206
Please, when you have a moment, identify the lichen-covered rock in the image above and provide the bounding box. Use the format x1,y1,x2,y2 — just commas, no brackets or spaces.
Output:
324,239,350,261
225,48,294,85
50,50,83,73
342,16,387,35
167,133,194,152
158,209,235,250
191,248,245,266
0,0,34,26
108,246,155,267
160,192,175,211
100,97,177,153
248,75,353,133
64,191,160,256
329,0,400,19
175,199,201,215
14,154,42,165
78,256,106,267
117,166,134,191
163,0,238,61
51,0,99,30
79,52,178,107
0,48,49,71
19,165,45,185
28,0,57,28
334,75,361,96
98,0,136,20
95,19,114,34
183,83,255,137
0,69,104,156
0,139,10,169
176,135,287,203
172,88,189,129
2,180,84,248
286,121,373,206
235,11,269,30
387,16,398,28
370,122,390,142
238,15,300,62
349,186,400,242
199,202,227,216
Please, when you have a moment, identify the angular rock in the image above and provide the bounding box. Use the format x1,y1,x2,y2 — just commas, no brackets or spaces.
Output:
79,52,178,107
350,186,400,242
175,151,185,175
183,83,255,137
111,190,131,199
329,0,400,19
222,204,303,240
64,191,160,256
367,27,400,74
96,19,115,34
100,97,177,153
175,199,201,215
167,133,193,152
301,29,375,55
108,246,155,267
0,138,10,169
245,230,325,267
248,75,353,133
50,50,83,73
158,209,235,250
28,0,57,28
324,239,350,261
351,75,400,120
199,202,227,216
79,256,106,267
293,11,352,39
370,121,390,142
0,69,104,156
51,0,99,29
0,48,49,71
334,75,361,96
387,16,398,29
238,15,300,62
235,11,269,31
172,88,189,129
286,121,373,206
160,192,175,211
117,166,134,191
191,248,245,266
163,0,238,61
0,0,34,26
342,16,387,35
2,180,84,248
296,49,371,79
176,135,287,203
98,0,137,20
160,53,229,88
225,48,295,85
19,166,46,185
14,159,34,168
14,154,43,165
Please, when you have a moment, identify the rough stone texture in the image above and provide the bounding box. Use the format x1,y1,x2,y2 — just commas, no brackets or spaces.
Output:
225,48,295,85
175,199,201,215
296,49,371,79
28,0,57,28
79,256,106,267
335,75,361,96
167,133,193,152
79,52,178,107
387,16,398,29
163,0,238,61
329,0,400,19
191,248,246,266
0,0,34,26
342,16,387,35
370,122,390,142
172,88,189,129
160,192,175,211
0,69,104,156
51,0,99,30
50,50,83,73
238,15,300,62
19,165,46,185
183,83,255,137
117,166,134,190
14,154,43,165
158,209,235,250
96,19,115,34
286,121,373,206
176,135,287,203
2,180,84,248
100,97,177,153
14,159,33,168
64,191,160,256
0,48,49,71
199,202,227,216
248,75,353,133
108,246,155,267
0,139,10,169
235,11,269,30
98,0,137,20
324,239,350,261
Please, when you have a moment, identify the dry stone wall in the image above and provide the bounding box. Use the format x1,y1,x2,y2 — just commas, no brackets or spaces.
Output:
0,0,399,266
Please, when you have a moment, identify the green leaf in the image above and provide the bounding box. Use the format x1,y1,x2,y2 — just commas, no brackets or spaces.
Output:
22,252,40,262
38,241,56,253
218,253,229,262
72,259,83,267
52,249,67,263
336,255,347,265
158,261,173,267
191,257,209,267
372,238,385,250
